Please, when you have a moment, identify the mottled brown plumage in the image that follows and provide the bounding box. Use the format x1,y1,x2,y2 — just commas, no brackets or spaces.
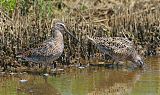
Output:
17,22,78,71
87,36,144,68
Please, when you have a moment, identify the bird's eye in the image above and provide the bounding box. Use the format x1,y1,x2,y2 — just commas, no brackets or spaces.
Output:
59,24,64,28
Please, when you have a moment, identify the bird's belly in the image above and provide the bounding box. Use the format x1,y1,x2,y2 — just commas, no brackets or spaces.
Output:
103,50,128,61
25,44,64,63
46,43,64,62
27,52,63,63
111,53,131,62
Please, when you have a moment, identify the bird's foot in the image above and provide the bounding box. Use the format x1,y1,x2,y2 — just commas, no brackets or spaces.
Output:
43,66,48,74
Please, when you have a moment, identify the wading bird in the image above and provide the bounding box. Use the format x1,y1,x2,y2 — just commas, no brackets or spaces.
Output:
87,36,144,68
17,22,79,72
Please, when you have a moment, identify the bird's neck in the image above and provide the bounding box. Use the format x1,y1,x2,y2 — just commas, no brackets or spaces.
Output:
53,30,64,43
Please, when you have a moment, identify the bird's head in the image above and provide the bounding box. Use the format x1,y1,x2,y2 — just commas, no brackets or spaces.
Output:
54,22,66,32
51,21,79,42
134,55,144,68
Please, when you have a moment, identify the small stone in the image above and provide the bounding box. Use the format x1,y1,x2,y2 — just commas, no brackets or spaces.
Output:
43,73,49,77
19,79,28,83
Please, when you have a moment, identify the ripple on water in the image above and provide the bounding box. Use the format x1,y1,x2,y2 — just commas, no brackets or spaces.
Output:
0,56,159,95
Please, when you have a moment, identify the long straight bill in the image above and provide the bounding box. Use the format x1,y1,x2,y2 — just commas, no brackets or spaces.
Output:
64,27,80,42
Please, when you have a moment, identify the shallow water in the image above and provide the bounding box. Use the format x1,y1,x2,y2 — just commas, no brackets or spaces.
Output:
0,56,159,95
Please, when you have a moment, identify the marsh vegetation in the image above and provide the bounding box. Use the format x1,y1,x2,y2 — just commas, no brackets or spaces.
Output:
0,0,160,95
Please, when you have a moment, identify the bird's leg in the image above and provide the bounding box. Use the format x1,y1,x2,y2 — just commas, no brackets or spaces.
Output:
110,60,115,68
53,62,57,69
131,63,137,69
39,63,42,69
116,62,119,69
2,63,7,72
111,60,119,69
51,61,57,72
43,63,48,73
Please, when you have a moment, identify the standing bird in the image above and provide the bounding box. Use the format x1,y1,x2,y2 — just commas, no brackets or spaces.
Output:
17,22,79,72
87,36,144,68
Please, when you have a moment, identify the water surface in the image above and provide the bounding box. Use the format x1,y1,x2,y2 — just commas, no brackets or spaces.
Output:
0,56,159,95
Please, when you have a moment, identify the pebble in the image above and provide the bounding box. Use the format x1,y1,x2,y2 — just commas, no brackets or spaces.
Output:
19,79,28,83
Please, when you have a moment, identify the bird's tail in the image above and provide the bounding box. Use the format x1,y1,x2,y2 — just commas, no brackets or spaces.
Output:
16,49,32,58
16,52,24,58
16,51,29,62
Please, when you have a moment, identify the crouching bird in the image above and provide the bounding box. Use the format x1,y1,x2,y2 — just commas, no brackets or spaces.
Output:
87,36,144,68
17,22,79,73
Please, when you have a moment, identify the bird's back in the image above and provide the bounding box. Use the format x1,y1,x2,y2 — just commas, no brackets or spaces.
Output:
88,36,136,61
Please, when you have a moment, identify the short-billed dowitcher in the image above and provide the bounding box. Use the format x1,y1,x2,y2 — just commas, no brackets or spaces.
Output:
87,36,144,68
17,22,79,72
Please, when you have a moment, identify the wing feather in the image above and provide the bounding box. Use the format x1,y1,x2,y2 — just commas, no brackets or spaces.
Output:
23,38,56,58
92,37,135,55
